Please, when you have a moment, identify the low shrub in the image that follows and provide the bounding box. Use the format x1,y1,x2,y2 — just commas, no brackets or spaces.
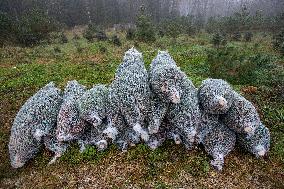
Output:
99,46,107,53
211,33,227,48
157,27,165,37
244,32,253,42
59,32,68,44
272,30,284,56
232,32,241,41
73,33,80,40
53,46,61,53
74,41,83,53
126,28,135,40
111,35,121,46
83,24,97,42
95,31,108,41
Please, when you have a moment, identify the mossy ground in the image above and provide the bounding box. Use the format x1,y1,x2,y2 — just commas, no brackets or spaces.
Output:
0,31,283,188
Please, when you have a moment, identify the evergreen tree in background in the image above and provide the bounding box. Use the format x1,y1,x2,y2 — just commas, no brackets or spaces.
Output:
212,33,221,48
135,5,156,42
0,11,15,45
17,9,58,46
83,24,97,42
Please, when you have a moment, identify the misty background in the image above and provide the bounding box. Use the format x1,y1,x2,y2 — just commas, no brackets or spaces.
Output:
1,0,284,47
1,0,284,27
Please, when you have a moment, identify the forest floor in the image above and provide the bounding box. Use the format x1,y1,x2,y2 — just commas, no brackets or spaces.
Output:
0,31,283,188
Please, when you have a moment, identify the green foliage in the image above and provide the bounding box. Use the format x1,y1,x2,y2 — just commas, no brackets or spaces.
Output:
145,149,169,179
53,46,61,53
17,9,58,46
81,146,98,161
207,46,284,86
59,32,68,44
59,144,113,165
244,32,253,42
127,144,170,179
211,33,227,48
126,28,135,40
111,35,121,46
127,144,150,161
0,12,16,46
271,131,284,163
155,181,169,189
184,156,210,177
95,31,108,41
157,28,165,37
272,30,284,56
99,45,107,53
159,16,196,38
60,145,83,165
81,145,110,163
160,19,182,39
206,17,222,33
74,41,83,53
135,7,156,42
182,16,197,35
222,16,239,34
205,7,268,35
83,24,97,42
235,5,252,30
262,105,284,129
147,148,169,163
206,11,250,35
73,33,80,40
83,30,94,42
166,22,181,39
212,33,221,47
232,32,242,41
280,42,284,56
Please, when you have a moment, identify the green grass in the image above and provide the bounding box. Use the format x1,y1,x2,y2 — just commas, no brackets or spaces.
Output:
0,32,283,188
155,181,169,189
184,157,210,177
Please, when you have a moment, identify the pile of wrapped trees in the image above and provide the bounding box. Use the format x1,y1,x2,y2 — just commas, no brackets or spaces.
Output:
9,48,270,171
